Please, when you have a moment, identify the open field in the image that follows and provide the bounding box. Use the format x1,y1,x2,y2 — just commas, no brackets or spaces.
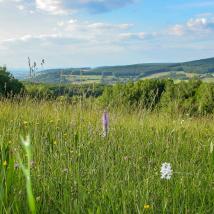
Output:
66,75,102,84
28,57,214,84
31,71,214,85
142,71,214,82
0,100,214,213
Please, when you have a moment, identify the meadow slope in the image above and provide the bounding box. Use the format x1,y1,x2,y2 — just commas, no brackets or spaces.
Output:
0,100,214,213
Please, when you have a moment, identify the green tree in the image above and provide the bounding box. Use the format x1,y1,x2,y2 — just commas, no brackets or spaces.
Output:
0,66,25,97
196,83,214,114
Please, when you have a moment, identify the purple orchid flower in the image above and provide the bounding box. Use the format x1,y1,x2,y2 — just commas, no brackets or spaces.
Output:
102,111,109,137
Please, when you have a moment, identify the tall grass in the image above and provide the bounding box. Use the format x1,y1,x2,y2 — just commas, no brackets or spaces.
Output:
0,99,214,213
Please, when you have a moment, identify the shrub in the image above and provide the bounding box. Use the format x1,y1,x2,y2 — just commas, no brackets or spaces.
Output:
101,79,171,109
196,83,214,114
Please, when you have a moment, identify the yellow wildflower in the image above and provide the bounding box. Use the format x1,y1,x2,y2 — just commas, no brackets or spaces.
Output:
3,160,7,166
23,121,28,125
53,141,57,145
144,204,150,209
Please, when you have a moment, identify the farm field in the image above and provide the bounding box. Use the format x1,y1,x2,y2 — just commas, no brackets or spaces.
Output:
27,57,214,84
142,71,214,82
31,70,214,85
0,100,214,213
66,75,102,84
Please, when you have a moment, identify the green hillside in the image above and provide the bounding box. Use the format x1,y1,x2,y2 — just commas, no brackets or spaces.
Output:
28,57,214,84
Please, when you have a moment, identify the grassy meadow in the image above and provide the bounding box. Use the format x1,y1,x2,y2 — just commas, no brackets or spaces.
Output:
0,99,214,213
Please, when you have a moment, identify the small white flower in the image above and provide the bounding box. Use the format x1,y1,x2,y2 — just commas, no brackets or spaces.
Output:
160,162,173,180
102,131,108,138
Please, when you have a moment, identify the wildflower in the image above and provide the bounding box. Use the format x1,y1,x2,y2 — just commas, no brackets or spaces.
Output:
102,111,109,137
23,121,28,125
160,162,173,180
3,160,7,166
144,204,150,209
53,141,57,145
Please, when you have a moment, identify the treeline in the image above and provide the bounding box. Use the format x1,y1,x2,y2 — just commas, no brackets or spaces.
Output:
101,79,214,115
25,82,105,99
25,79,214,115
1,67,214,115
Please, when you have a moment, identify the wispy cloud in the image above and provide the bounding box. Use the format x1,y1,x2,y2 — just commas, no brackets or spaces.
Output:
1,0,135,14
35,0,134,15
2,14,214,51
168,14,214,36
35,0,68,15
1,0,214,67
0,19,137,47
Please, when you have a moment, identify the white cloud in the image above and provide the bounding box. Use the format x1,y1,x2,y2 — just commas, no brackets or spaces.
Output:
54,19,135,43
0,18,140,54
36,0,67,15
87,22,133,31
169,25,185,36
1,33,65,44
17,4,25,10
34,0,134,15
0,0,134,15
168,15,214,36
0,0,25,3
119,32,145,40
1,5,214,68
187,17,207,29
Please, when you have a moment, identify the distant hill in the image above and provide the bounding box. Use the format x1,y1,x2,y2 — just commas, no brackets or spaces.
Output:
10,68,28,80
27,57,214,84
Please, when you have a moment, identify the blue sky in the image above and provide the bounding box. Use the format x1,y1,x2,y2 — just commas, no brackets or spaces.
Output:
0,0,214,69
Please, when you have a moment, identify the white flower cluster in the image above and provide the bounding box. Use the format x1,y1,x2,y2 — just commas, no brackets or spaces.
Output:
160,162,173,180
